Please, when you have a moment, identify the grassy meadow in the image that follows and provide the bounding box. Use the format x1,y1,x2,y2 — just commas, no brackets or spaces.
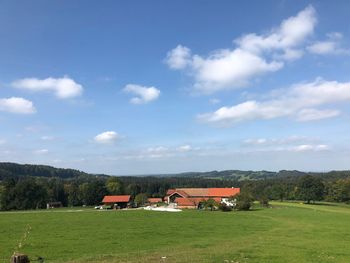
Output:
0,202,350,263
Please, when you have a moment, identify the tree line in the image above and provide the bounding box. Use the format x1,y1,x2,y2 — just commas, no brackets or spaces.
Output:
242,175,350,204
1,162,350,210
0,175,240,210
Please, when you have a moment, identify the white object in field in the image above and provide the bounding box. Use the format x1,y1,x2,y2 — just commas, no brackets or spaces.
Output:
144,206,182,212
221,198,236,207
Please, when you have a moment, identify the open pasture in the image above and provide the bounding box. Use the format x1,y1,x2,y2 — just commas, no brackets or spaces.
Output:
0,202,350,263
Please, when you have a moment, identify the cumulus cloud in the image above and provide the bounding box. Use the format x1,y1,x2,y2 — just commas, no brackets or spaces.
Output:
198,79,350,125
165,45,191,69
94,131,120,144
307,32,350,55
236,6,316,53
12,77,83,99
123,84,160,104
166,6,316,93
191,49,283,93
0,97,36,114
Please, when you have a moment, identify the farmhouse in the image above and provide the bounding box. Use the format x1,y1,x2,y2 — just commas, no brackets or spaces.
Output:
102,195,131,209
165,188,240,209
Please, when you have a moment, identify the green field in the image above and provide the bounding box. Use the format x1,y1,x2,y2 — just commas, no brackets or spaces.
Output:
1,202,350,263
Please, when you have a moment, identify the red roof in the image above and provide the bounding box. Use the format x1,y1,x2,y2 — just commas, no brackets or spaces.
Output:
148,198,162,203
167,188,240,198
166,189,190,198
208,188,240,197
102,195,131,203
175,197,221,206
166,189,176,195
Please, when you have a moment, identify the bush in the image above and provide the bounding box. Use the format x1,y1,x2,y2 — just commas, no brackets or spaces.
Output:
218,203,232,212
259,197,269,207
235,200,251,211
134,193,148,207
235,192,254,211
203,198,218,211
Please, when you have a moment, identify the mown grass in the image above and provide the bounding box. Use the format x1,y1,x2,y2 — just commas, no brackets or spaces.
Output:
0,202,350,262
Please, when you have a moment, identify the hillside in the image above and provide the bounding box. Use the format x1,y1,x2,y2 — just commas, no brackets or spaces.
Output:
0,162,91,180
1,162,350,182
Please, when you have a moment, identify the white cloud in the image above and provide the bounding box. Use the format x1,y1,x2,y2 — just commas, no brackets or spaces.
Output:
243,136,314,146
199,79,349,125
0,97,36,114
291,144,329,152
243,138,268,145
123,84,160,104
34,149,49,154
166,6,316,94
0,139,6,145
276,49,304,61
191,49,283,93
242,137,330,153
146,147,170,158
135,144,196,159
94,131,120,144
296,108,340,122
236,5,316,53
307,41,336,54
165,45,191,69
307,32,350,55
177,145,192,152
12,77,83,99
147,146,168,153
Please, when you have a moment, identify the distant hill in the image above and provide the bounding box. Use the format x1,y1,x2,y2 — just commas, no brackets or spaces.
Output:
174,170,278,180
1,162,350,182
145,169,350,181
0,162,92,180
146,170,294,180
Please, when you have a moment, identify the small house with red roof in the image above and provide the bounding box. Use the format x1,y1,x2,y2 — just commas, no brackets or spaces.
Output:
165,188,240,209
102,195,131,209
148,198,163,205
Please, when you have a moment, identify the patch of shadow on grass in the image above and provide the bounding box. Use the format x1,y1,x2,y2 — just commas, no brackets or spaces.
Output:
303,202,337,207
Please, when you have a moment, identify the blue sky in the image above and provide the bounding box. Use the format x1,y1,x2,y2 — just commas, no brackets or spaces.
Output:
0,0,350,175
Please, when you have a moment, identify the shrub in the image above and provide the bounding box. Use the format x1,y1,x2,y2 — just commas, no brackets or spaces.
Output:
235,192,254,211
259,197,269,207
218,203,232,212
203,198,218,211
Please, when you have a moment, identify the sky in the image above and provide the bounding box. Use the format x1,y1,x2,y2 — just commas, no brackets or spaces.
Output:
0,0,350,175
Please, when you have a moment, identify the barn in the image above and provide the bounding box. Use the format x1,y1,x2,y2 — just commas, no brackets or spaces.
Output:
102,195,131,209
165,188,240,209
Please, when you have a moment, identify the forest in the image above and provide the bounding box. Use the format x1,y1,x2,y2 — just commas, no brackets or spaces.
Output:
0,162,350,210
